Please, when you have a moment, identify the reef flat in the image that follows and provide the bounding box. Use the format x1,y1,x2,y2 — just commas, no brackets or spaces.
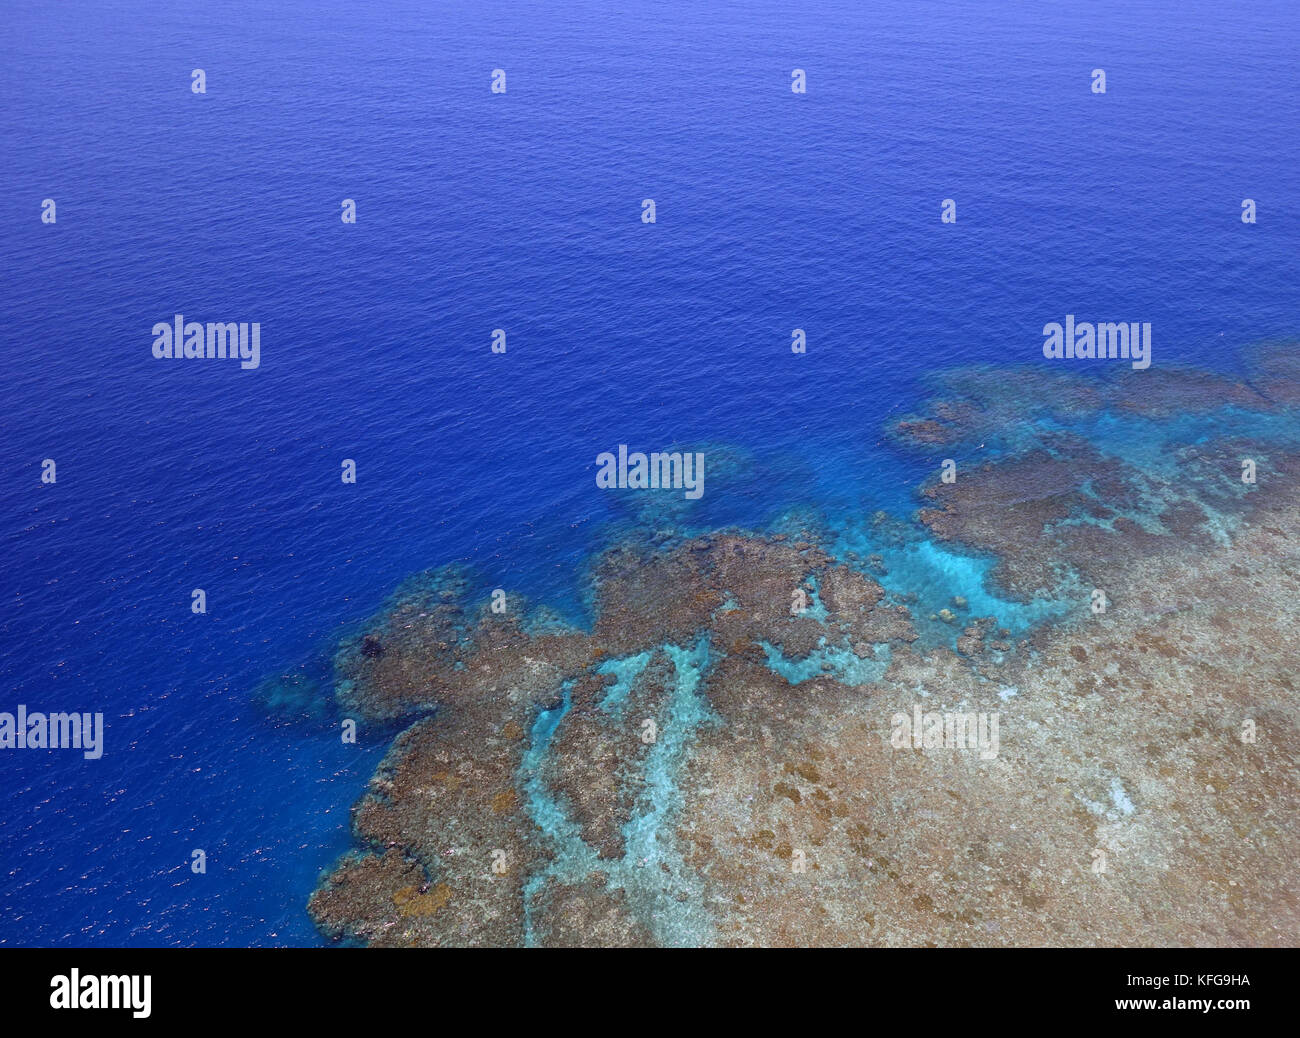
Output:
309,347,1300,947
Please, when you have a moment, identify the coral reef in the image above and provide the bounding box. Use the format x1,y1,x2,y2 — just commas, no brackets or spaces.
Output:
309,347,1300,946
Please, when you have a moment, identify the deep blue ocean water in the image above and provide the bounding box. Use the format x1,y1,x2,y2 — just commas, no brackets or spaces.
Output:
2,0,1298,945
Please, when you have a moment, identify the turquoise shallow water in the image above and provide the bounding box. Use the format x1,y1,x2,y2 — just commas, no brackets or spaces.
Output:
521,641,717,947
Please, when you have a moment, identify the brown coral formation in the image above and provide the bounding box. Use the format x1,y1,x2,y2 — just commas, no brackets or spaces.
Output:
309,348,1300,947
679,486,1300,946
310,530,910,946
